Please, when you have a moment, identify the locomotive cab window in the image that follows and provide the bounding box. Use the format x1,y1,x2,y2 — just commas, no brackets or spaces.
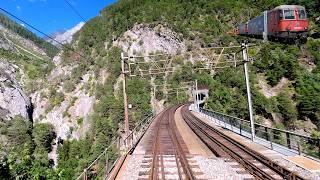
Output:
279,10,283,19
284,9,295,19
298,9,306,19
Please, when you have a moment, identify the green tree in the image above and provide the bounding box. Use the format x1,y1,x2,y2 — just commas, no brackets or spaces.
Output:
32,123,56,152
0,13,59,57
277,92,297,126
296,73,320,127
2,116,34,178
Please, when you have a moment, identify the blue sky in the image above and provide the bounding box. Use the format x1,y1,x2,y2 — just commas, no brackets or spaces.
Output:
1,0,116,36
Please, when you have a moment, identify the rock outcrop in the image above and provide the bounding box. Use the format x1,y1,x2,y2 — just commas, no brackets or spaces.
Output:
114,24,188,113
257,74,290,99
0,60,31,121
114,24,186,57
31,56,95,140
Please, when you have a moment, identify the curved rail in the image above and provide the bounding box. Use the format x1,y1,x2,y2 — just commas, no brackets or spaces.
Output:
149,109,166,179
149,105,195,180
168,106,196,180
181,105,304,180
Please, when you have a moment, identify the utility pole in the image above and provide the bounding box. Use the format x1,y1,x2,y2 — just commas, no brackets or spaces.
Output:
242,43,255,141
263,11,268,42
121,53,129,136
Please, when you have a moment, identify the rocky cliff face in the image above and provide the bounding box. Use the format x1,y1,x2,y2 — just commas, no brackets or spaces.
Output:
0,18,86,166
113,24,188,112
29,24,188,142
0,17,55,122
0,60,31,121
114,24,186,57
31,59,95,140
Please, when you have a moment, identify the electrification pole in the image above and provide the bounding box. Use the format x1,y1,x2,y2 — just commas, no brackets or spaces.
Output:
263,11,268,42
121,53,129,136
242,43,255,141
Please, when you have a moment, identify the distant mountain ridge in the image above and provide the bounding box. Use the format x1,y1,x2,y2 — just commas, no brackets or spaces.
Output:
46,22,85,47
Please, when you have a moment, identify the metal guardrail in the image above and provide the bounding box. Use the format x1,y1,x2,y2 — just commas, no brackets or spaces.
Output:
76,112,155,180
200,108,320,159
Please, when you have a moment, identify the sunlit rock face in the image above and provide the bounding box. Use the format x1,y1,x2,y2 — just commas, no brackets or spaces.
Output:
0,61,31,121
47,22,85,47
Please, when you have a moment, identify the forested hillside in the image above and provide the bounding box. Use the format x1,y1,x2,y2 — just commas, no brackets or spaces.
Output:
0,11,58,179
0,13,59,57
0,0,319,179
54,0,319,179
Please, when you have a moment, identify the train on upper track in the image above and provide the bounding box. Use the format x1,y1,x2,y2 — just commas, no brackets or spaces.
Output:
236,5,309,43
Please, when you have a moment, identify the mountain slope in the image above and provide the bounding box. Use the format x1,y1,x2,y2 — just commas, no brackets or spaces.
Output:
0,0,319,179
0,13,59,58
0,12,58,119
46,22,85,47
52,0,320,179
0,13,58,179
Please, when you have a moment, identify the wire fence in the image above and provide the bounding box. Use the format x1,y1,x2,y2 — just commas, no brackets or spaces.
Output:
200,108,320,159
76,112,155,180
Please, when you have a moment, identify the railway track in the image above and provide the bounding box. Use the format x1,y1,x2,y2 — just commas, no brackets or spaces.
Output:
148,105,196,180
181,105,305,180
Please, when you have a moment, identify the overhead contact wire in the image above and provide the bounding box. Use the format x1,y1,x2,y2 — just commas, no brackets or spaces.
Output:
0,7,87,59
63,0,87,23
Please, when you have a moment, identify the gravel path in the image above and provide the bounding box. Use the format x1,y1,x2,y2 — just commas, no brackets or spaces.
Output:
275,158,320,180
194,156,254,180
119,155,145,180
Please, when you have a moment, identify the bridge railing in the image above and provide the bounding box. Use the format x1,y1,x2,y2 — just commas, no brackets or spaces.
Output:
199,108,320,159
76,111,155,180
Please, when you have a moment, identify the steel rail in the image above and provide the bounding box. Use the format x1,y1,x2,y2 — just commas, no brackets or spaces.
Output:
166,108,184,180
182,105,304,180
168,105,196,180
149,109,167,180
182,108,277,180
149,106,196,180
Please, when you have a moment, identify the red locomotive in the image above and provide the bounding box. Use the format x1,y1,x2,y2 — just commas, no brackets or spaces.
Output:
239,5,309,43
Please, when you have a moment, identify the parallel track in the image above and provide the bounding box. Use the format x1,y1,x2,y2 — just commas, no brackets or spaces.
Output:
149,105,195,180
181,105,304,180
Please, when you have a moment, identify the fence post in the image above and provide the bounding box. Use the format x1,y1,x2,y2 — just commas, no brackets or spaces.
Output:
230,119,234,132
265,127,269,141
268,129,273,150
254,125,257,140
297,142,301,155
124,138,127,151
117,137,120,150
239,121,242,135
106,153,109,174
83,169,87,180
318,140,320,158
131,133,134,148
286,132,291,149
